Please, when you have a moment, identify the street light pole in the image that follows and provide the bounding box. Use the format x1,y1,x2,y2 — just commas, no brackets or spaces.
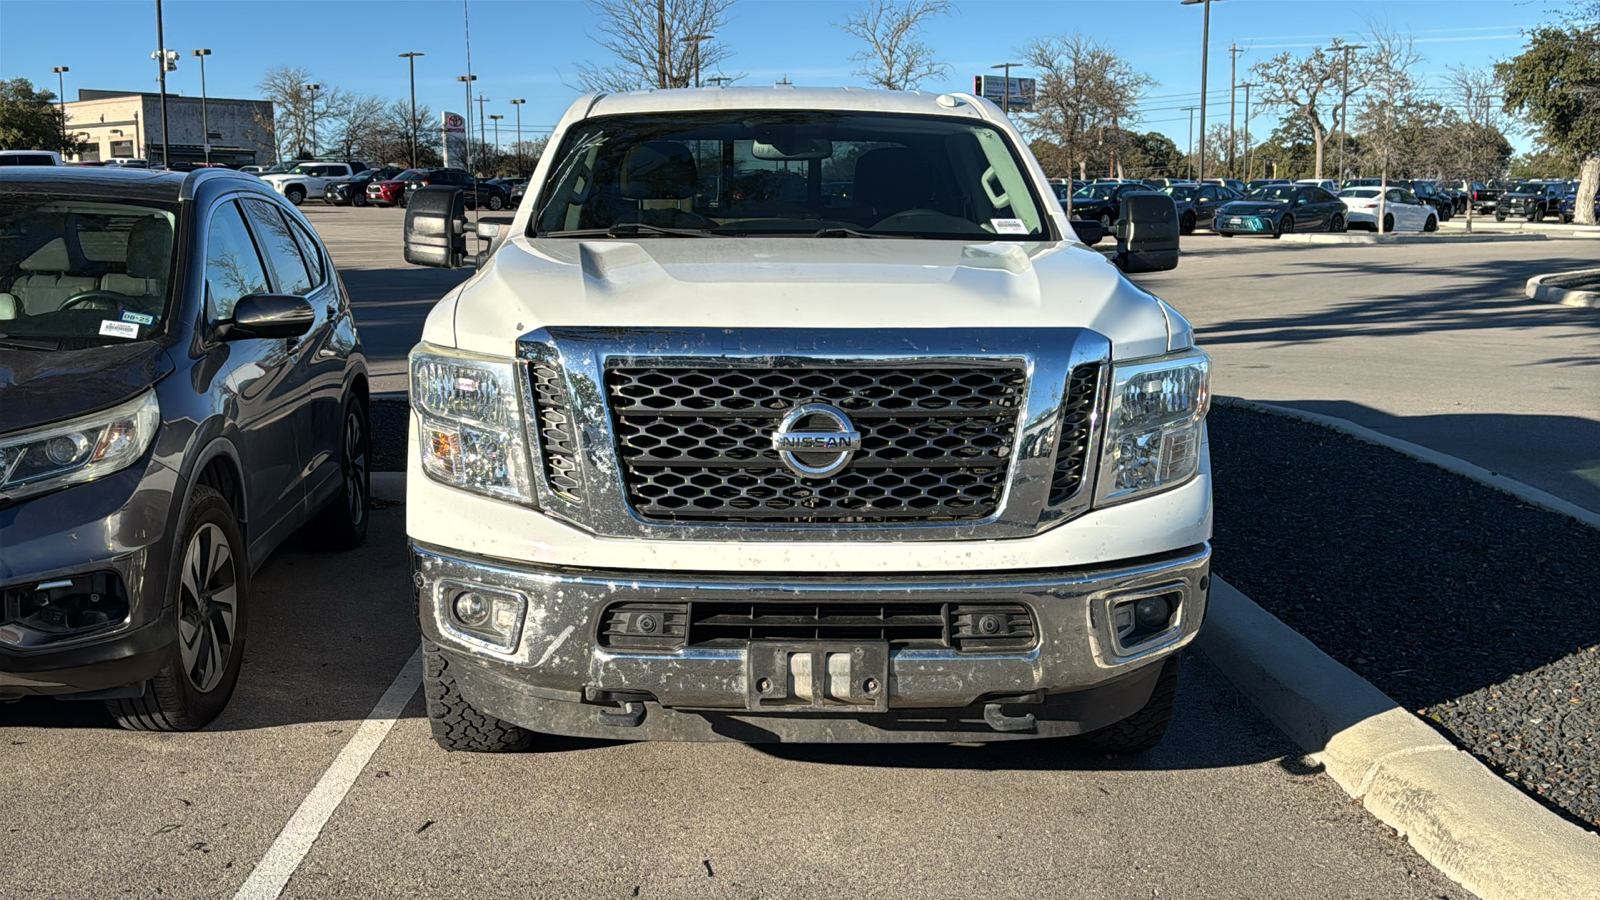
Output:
457,74,476,174
1238,82,1256,182
1180,0,1220,185
509,99,525,177
488,114,503,165
308,83,322,157
192,50,211,166
474,93,489,158
1228,43,1241,178
1183,106,1197,180
51,66,69,152
991,62,1023,115
400,52,424,169
1327,43,1366,182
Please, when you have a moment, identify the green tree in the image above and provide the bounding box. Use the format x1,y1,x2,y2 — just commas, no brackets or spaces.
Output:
1508,147,1584,179
1497,23,1600,223
0,78,82,154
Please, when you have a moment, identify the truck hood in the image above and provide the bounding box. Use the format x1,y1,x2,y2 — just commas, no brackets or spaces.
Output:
0,341,172,434
432,238,1180,361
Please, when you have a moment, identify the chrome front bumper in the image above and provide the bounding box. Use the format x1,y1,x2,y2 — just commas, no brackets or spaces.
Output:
412,542,1210,739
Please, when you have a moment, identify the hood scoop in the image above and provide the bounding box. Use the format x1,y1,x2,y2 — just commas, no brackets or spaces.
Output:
579,241,672,295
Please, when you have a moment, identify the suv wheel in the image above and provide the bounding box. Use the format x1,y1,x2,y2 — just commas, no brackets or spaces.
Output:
285,186,306,206
301,395,370,550
487,194,505,211
423,640,535,752
1531,206,1545,223
108,486,248,732
1179,211,1195,235
1070,655,1180,754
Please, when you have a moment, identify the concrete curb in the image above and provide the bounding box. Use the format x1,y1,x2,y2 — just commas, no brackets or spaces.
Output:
1279,232,1548,245
1442,219,1600,236
1526,269,1600,309
371,471,405,503
1213,397,1600,531
1197,578,1600,900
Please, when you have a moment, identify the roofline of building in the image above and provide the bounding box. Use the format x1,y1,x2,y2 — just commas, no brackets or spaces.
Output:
72,89,269,105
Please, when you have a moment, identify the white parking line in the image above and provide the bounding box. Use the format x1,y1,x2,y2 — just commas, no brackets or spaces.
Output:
233,646,423,900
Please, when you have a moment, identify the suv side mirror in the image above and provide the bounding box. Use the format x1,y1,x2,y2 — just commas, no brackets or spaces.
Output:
1114,192,1179,273
217,294,315,341
404,185,468,268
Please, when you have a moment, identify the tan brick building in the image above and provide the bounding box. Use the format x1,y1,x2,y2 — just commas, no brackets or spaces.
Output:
64,89,274,167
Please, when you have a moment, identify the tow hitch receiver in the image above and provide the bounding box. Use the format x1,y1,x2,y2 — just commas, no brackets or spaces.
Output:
747,643,890,713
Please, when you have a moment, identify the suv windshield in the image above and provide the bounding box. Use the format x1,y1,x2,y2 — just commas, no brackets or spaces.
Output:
533,111,1053,240
0,197,177,349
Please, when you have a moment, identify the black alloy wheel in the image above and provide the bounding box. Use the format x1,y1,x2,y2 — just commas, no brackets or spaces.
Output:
1383,213,1395,233
1275,214,1294,238
302,395,370,550
1180,211,1196,235
1531,206,1545,223
1329,214,1345,233
1424,215,1437,232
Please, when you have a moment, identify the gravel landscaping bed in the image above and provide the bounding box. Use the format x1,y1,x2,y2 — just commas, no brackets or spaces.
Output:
1208,405,1599,830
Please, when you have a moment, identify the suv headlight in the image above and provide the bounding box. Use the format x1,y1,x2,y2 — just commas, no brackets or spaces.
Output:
0,390,160,502
1096,348,1210,505
410,345,534,505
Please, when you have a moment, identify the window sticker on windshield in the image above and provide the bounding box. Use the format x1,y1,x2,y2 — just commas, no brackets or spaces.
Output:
119,311,155,326
991,218,1028,235
99,320,140,339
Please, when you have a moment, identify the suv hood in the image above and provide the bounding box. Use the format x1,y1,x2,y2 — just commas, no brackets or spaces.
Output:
0,341,172,434
431,238,1182,361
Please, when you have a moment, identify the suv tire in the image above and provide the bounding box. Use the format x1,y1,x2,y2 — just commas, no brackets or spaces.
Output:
1070,654,1180,754
487,194,505,211
108,486,249,732
423,640,535,752
286,186,306,206
301,394,370,550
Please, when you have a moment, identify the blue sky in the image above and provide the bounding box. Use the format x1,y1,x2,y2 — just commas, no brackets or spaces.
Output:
0,0,1561,154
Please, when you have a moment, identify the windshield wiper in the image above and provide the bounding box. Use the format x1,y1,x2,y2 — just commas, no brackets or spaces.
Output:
0,335,59,350
811,227,886,238
559,223,713,238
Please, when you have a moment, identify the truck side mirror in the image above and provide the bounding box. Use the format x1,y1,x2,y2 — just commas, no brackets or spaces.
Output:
404,185,468,268
1069,218,1105,246
1114,192,1179,273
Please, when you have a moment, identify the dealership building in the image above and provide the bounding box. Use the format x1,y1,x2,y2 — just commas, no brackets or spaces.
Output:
63,89,275,167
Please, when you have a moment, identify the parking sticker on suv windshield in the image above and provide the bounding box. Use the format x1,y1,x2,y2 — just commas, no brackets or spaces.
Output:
120,311,155,326
99,320,140,339
991,218,1028,235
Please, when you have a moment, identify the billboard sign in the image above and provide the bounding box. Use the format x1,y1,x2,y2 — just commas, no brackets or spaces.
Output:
442,111,468,170
972,75,1035,111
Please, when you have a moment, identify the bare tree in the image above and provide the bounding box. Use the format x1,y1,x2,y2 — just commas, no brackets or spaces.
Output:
838,0,952,91
1439,65,1512,231
328,94,387,161
577,0,739,91
1018,33,1153,202
258,66,316,159
1351,27,1422,231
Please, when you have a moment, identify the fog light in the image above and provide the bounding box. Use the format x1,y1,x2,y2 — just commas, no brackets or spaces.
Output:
1135,595,1172,628
453,592,490,627
440,582,526,652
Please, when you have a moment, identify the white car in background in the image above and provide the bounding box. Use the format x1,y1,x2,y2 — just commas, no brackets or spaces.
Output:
261,161,358,205
1337,187,1437,233
1295,178,1340,194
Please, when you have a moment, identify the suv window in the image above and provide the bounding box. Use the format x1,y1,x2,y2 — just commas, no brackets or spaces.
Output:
205,200,271,321
286,216,327,285
241,198,313,296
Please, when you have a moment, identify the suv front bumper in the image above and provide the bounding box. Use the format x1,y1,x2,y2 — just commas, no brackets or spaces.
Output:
412,542,1210,742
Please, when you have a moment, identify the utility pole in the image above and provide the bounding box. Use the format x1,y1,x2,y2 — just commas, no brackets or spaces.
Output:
1238,82,1256,182
991,62,1023,115
400,52,424,169
308,83,322,157
1228,43,1242,178
154,0,171,169
681,34,713,87
1180,0,1220,184
456,74,476,174
488,113,503,161
656,0,668,88
1183,106,1197,180
475,93,488,156
192,50,211,165
51,66,70,152
509,98,525,177
1328,42,1366,181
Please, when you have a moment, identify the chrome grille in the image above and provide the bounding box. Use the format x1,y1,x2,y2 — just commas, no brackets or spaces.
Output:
605,366,1026,522
529,360,583,502
1049,363,1101,505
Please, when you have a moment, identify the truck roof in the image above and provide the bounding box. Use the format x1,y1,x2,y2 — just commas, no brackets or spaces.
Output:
570,85,996,123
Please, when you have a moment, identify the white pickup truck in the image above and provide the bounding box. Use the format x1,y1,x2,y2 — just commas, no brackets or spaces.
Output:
401,86,1207,753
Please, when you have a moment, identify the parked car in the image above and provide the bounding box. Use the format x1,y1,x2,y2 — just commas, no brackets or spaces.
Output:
239,165,269,175
1248,179,1290,191
1162,182,1239,234
397,86,1201,755
1337,187,1438,233
0,150,65,166
1497,181,1567,222
400,169,509,211
1066,180,1158,230
1558,186,1599,224
0,166,370,730
1215,183,1347,237
260,160,370,206
1293,178,1339,194
367,169,426,207
509,180,530,206
324,168,405,206
1201,177,1247,194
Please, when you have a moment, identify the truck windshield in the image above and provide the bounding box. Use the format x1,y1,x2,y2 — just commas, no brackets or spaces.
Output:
0,198,177,349
532,111,1053,240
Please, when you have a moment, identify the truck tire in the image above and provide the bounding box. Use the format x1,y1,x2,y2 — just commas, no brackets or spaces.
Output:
109,486,249,732
1071,654,1180,755
423,640,534,752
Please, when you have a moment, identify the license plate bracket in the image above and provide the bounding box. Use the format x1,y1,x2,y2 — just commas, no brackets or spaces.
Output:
746,642,890,713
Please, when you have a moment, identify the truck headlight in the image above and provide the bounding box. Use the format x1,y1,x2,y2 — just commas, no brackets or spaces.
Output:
0,390,160,502
1096,348,1210,505
411,345,534,505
